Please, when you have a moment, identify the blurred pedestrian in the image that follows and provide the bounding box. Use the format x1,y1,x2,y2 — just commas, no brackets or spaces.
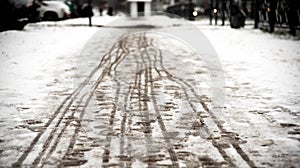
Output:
98,0,107,16
268,0,278,33
253,0,260,28
188,0,195,21
286,0,300,35
229,0,246,28
107,0,118,16
107,6,113,16
221,0,228,25
209,0,220,25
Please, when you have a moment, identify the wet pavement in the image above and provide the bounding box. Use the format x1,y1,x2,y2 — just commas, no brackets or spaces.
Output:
0,16,300,167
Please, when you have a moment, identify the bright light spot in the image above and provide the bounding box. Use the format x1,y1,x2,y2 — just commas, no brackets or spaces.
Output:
213,9,218,14
193,11,198,17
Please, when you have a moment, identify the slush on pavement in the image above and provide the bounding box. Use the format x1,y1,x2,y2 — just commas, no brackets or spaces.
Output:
0,13,299,168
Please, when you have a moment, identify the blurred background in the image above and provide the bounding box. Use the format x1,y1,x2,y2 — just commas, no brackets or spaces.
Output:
0,0,299,35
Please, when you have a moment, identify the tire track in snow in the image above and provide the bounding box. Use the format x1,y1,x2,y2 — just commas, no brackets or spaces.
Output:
13,37,130,167
14,32,255,168
148,33,254,167
140,33,180,168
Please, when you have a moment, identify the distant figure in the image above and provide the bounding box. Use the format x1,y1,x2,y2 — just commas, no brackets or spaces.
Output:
253,0,260,28
99,8,103,16
107,0,118,16
188,0,195,21
107,7,113,16
268,0,278,33
229,0,245,28
220,0,228,25
209,0,220,25
286,0,300,35
98,0,107,16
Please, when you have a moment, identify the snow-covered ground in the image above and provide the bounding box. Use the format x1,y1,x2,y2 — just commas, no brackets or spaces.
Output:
0,19,99,166
0,15,299,167
198,22,300,167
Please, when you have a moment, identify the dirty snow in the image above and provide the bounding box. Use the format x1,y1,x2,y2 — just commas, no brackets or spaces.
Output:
0,15,299,167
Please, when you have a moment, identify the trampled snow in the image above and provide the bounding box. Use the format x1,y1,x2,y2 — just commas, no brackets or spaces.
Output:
0,15,299,167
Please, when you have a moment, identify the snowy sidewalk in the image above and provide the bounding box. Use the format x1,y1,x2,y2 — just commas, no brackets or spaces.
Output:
200,23,300,167
0,16,299,167
29,15,122,27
